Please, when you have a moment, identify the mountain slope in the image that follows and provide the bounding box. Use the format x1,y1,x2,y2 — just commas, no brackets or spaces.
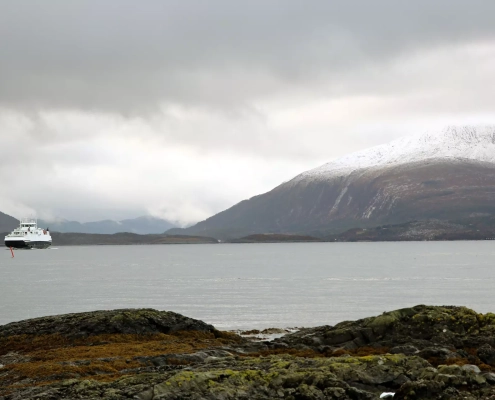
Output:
0,211,18,233
170,126,495,239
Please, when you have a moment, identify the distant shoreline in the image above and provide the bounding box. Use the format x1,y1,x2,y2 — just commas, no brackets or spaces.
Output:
3,229,495,247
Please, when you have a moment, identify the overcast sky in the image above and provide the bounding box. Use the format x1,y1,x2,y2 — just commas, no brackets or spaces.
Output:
1,1,495,224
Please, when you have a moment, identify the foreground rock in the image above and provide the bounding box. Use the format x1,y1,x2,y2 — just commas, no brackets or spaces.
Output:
0,308,215,338
274,305,495,359
2,306,495,399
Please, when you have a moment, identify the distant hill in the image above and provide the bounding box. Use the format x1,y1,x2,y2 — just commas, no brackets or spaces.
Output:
229,234,322,243
326,215,495,242
50,232,218,246
168,126,495,240
0,211,18,233
39,216,176,235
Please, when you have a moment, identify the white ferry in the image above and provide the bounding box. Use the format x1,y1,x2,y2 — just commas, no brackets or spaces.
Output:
4,218,52,249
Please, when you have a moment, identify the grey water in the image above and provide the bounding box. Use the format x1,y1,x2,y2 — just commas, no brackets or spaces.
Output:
1,242,495,330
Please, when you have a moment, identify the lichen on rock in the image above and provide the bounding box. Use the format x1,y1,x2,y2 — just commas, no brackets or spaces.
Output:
3,305,495,399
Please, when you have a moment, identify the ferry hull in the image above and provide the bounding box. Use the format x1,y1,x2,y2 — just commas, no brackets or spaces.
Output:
5,240,52,249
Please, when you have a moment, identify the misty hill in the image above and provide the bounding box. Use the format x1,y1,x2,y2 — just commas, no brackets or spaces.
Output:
168,126,495,239
39,216,176,235
0,211,18,233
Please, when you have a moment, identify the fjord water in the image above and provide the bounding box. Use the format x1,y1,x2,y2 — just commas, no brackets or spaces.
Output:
1,242,494,330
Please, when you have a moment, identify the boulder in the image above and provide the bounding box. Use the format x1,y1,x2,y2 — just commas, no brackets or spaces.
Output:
478,343,495,366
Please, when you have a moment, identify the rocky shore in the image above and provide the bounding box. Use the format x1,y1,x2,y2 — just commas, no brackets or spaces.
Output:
2,306,495,399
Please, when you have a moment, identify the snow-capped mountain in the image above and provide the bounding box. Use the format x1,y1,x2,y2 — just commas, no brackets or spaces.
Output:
294,126,495,183
171,126,495,239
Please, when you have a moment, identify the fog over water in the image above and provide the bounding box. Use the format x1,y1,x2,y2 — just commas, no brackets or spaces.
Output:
1,241,494,330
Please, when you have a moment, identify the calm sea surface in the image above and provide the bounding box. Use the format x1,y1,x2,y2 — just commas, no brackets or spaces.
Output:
1,242,494,330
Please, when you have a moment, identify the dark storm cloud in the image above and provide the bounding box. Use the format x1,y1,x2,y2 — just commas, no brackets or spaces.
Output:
1,0,494,113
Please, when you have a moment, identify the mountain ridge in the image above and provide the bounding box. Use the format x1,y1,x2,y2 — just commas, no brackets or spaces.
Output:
39,216,177,235
292,125,495,184
169,126,495,239
0,213,177,235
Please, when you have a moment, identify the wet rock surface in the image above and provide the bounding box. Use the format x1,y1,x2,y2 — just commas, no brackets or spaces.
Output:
2,305,495,399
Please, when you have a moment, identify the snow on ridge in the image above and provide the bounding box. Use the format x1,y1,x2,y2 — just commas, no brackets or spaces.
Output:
294,125,495,183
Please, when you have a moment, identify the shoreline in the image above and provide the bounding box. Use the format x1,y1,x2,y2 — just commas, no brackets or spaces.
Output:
4,238,495,249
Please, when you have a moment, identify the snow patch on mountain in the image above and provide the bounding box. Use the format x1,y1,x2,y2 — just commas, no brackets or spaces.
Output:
294,126,495,183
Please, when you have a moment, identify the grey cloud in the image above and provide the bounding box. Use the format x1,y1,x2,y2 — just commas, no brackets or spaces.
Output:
1,1,495,113
2,1,495,224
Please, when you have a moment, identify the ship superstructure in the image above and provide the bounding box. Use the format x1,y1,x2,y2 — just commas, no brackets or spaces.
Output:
4,218,52,249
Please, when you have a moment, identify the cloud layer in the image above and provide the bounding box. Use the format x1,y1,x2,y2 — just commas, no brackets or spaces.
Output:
1,1,495,224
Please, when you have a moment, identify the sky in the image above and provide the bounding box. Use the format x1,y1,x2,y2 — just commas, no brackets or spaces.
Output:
1,1,495,225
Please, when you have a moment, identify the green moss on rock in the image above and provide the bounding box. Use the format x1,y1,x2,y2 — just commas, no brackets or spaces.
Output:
0,309,215,338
